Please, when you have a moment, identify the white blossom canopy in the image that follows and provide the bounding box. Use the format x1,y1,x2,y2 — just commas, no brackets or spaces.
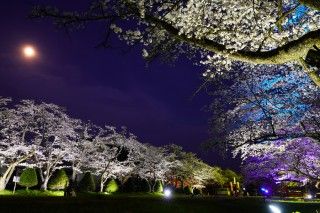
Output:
30,0,320,85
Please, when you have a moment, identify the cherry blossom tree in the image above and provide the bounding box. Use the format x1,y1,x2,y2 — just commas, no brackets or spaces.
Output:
30,0,320,86
15,100,78,190
60,120,87,185
83,126,138,192
243,137,320,186
0,98,36,190
205,64,319,158
165,144,226,189
134,144,176,191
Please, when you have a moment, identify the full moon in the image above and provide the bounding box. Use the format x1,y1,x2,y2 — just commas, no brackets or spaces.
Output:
22,45,37,58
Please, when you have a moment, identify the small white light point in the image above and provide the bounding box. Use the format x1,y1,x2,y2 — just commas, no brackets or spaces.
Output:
164,188,172,198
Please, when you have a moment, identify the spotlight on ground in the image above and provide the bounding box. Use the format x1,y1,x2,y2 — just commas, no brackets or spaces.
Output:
261,187,269,195
269,204,281,213
305,194,313,199
164,188,172,198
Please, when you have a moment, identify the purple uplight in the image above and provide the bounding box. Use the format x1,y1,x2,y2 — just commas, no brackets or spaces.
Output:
261,187,269,194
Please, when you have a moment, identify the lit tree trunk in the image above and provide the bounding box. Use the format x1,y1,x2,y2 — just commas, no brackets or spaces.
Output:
41,176,50,191
100,178,105,193
99,171,110,193
71,166,77,183
151,171,156,192
0,152,34,191
0,164,16,190
180,179,184,189
0,179,5,191
99,161,111,193
39,155,62,191
67,162,79,193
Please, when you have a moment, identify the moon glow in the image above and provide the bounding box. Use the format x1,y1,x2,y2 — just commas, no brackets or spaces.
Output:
22,45,37,58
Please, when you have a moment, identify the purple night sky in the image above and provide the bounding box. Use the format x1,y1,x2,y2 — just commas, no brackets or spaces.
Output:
0,1,239,169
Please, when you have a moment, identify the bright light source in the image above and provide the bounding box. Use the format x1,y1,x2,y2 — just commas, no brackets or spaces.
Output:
269,204,281,213
22,45,37,58
164,188,172,198
305,194,313,199
261,187,269,194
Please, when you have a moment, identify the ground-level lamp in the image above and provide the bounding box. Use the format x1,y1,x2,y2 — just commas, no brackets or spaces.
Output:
269,204,281,213
260,187,270,195
164,188,172,198
305,194,313,199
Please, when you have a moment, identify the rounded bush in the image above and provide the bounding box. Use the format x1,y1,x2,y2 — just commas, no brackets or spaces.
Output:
18,168,38,189
183,186,193,195
154,180,163,193
78,172,96,192
175,186,184,194
122,177,137,192
193,188,201,195
105,179,119,193
139,178,151,192
48,169,69,190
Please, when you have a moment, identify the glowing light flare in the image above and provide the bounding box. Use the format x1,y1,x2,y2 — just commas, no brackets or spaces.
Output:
305,194,313,199
261,187,269,194
269,205,282,213
164,188,172,198
22,45,37,59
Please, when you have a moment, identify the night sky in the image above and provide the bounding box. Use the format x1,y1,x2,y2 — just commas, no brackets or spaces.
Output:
0,1,238,169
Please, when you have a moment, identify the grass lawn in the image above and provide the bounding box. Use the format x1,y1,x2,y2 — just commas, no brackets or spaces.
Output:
0,190,64,197
0,191,319,213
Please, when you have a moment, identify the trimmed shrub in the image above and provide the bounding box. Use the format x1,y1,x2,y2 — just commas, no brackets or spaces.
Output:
48,169,69,190
78,172,96,192
183,186,193,195
139,178,151,192
122,177,138,192
18,168,38,189
154,180,163,193
105,179,119,193
193,188,201,195
175,186,184,194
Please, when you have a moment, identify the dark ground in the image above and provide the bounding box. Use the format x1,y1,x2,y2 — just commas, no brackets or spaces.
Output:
0,195,319,213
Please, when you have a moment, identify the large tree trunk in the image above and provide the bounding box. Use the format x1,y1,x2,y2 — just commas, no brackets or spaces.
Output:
152,171,157,192
0,152,34,191
0,176,8,191
71,162,80,183
0,166,14,190
100,179,104,193
152,179,157,192
0,164,18,190
71,168,77,183
41,176,50,191
99,171,108,193
41,167,52,191
40,160,56,191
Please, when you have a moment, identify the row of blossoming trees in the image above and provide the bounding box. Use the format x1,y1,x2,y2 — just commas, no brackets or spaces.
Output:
0,97,235,192
27,0,320,192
